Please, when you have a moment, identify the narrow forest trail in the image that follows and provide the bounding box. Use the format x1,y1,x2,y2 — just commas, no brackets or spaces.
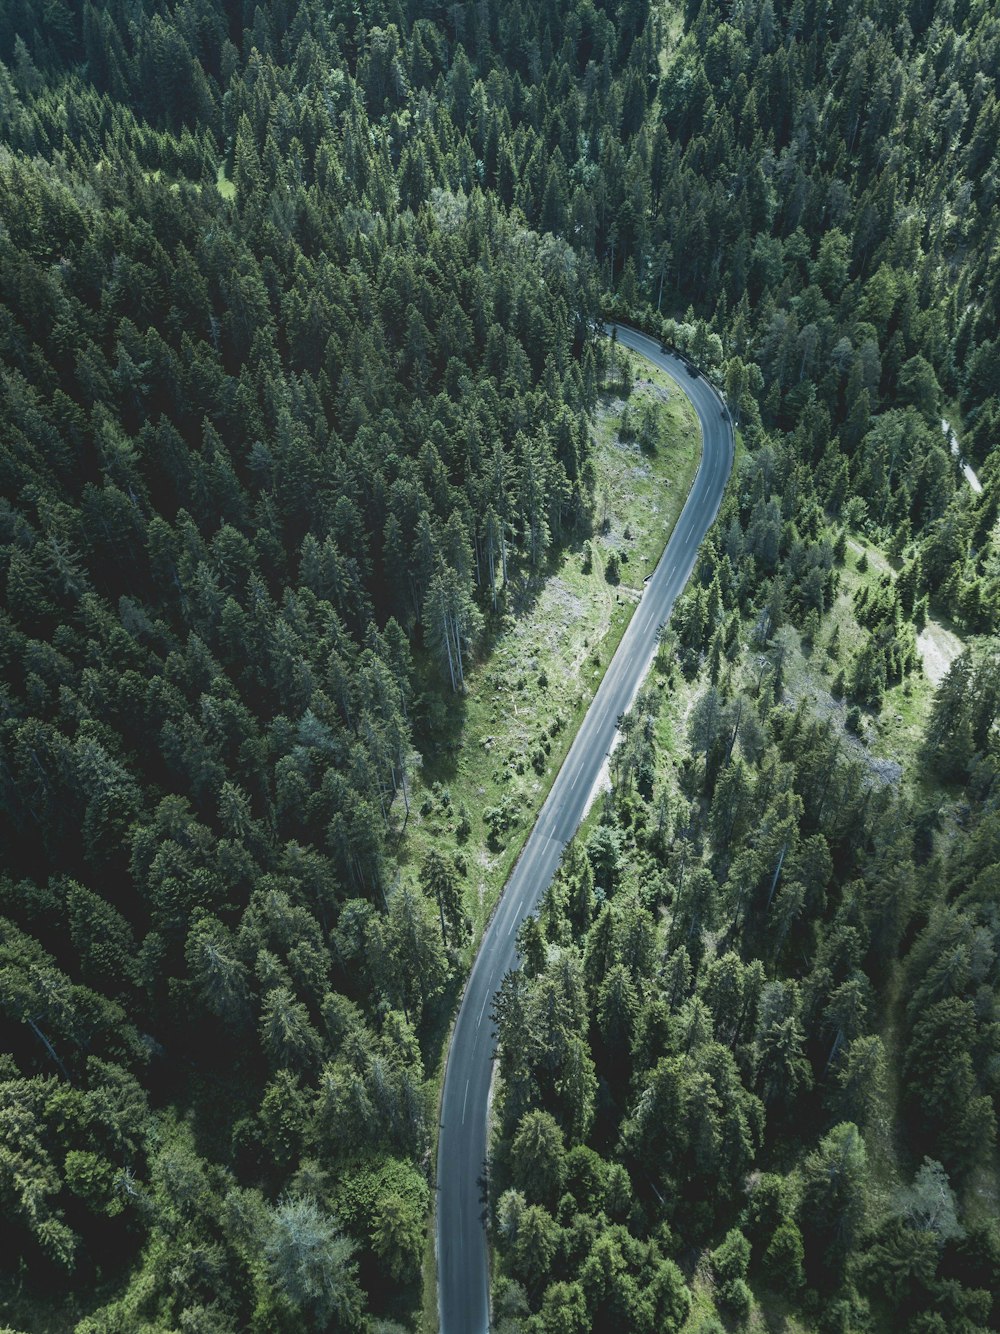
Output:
434,325,735,1333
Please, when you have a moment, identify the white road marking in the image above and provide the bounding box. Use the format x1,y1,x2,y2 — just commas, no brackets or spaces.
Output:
477,992,490,1029
462,1080,469,1124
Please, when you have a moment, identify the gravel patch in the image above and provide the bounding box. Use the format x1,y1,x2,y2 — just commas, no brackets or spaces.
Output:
917,621,964,685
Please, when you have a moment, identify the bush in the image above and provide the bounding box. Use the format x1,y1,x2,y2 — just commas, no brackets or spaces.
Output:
456,805,471,843
484,801,517,848
763,1221,805,1294
711,1228,751,1284
688,1318,725,1334
605,550,621,584
432,782,451,809
718,1277,753,1322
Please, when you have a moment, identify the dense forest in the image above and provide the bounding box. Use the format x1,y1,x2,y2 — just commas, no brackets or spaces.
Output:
0,0,997,1329
491,516,1000,1332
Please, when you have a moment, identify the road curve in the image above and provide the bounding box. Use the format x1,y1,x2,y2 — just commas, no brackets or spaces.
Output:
435,323,735,1334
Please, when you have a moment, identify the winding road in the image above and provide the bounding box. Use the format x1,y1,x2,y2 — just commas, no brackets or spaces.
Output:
435,323,735,1333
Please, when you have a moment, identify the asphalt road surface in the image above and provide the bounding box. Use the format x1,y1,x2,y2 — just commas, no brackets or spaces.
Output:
435,322,735,1333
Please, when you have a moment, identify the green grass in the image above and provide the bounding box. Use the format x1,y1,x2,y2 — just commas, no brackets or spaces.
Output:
657,0,687,72
781,537,938,788
216,162,236,198
865,964,908,1209
679,1267,721,1331
677,1264,817,1334
135,162,236,199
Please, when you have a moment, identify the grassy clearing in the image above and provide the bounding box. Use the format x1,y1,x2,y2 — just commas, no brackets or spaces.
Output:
867,964,908,1210
136,162,236,198
679,1266,720,1331
657,0,686,72
750,1297,817,1333
653,530,950,801
677,1264,816,1334
780,537,937,788
216,162,236,198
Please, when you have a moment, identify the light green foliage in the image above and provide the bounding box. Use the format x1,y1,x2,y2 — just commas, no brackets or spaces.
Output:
895,1159,963,1244
332,1155,430,1283
264,1195,362,1328
538,1280,589,1333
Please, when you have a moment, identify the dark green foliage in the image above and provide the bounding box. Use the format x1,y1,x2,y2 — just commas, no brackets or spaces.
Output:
494,533,998,1328
0,0,619,1317
3,0,1000,1324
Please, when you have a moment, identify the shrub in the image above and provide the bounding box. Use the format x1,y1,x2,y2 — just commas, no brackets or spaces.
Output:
719,1277,752,1323
763,1221,805,1294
